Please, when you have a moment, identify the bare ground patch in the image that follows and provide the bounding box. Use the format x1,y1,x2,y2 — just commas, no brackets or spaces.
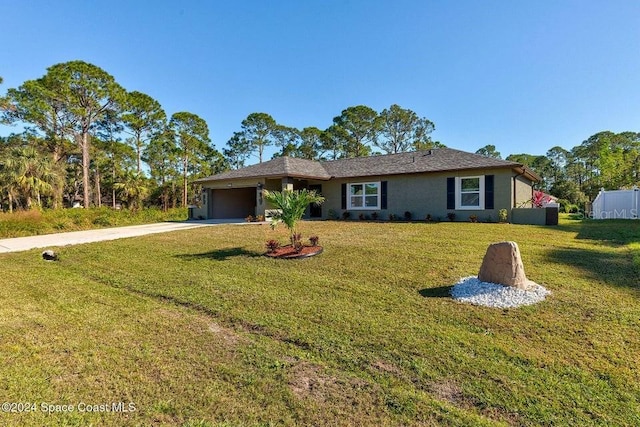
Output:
207,322,242,347
371,359,404,376
286,361,390,425
428,379,521,426
288,361,340,402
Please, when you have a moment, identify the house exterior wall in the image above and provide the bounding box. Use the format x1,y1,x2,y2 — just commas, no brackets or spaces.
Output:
511,207,556,225
313,168,527,221
197,168,536,222
514,174,534,209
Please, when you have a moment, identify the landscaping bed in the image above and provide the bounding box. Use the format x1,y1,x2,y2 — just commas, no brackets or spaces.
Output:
264,245,323,259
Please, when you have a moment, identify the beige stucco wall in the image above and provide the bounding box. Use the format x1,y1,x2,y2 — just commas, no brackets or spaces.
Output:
512,208,546,225
514,174,534,208
197,169,536,221
313,168,527,222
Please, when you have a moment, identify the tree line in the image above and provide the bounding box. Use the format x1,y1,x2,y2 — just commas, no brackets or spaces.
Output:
0,61,226,212
474,132,640,206
0,61,439,212
224,104,439,168
2,61,638,212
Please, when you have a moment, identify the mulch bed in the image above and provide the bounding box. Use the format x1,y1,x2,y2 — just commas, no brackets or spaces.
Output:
264,245,323,259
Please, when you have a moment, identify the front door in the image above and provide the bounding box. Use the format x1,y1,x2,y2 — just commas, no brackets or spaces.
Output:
309,184,322,218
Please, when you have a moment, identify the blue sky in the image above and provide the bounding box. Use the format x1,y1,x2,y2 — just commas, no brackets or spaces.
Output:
2,1,639,163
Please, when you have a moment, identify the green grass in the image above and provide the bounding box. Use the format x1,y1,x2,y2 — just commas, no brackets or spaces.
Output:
0,207,188,238
0,217,639,426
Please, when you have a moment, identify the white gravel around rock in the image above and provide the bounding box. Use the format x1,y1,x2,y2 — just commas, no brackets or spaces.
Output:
450,276,550,308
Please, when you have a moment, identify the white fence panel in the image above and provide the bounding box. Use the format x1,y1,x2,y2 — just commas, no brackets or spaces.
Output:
591,189,640,219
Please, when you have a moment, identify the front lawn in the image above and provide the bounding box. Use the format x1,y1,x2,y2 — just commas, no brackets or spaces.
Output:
0,218,638,426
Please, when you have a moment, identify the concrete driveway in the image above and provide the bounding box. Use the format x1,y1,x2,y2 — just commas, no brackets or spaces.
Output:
0,219,247,253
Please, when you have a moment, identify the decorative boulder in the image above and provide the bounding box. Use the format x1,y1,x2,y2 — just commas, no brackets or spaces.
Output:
478,241,535,290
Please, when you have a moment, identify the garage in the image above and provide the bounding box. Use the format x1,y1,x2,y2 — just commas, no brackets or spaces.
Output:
208,187,256,219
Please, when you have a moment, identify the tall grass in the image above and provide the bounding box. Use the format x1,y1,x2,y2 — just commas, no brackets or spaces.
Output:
0,207,187,238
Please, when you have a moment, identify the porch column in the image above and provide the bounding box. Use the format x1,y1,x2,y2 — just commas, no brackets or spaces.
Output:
256,182,265,217
281,177,294,191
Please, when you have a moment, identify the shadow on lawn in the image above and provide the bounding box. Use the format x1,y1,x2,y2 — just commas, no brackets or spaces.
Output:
549,218,640,291
176,247,262,261
556,218,640,245
545,246,639,291
419,286,454,298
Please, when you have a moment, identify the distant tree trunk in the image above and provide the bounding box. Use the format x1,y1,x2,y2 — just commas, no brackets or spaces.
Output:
77,132,92,208
161,176,168,212
8,193,13,214
112,166,117,209
171,181,177,208
182,155,188,207
136,140,142,174
51,143,65,209
95,168,102,207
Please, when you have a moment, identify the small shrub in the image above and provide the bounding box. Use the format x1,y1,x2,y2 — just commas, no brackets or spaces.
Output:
404,211,412,221
328,209,338,220
245,215,254,223
265,239,280,253
425,214,433,222
532,190,552,208
389,213,398,221
255,214,265,222
342,211,351,220
498,209,508,223
309,235,319,246
447,212,456,221
371,212,379,220
92,215,112,227
469,215,478,223
53,220,71,230
563,203,580,213
359,213,365,221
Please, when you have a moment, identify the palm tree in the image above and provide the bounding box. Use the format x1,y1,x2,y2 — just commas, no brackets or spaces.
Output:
263,189,325,248
114,171,149,212
0,167,20,213
1,146,60,210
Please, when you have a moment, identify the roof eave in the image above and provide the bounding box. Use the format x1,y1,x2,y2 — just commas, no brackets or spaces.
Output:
196,172,331,183
514,165,542,182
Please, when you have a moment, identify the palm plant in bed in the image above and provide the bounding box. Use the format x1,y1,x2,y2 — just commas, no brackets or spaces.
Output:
263,189,324,252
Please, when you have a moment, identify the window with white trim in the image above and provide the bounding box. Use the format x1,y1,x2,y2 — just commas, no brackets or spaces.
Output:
348,182,380,209
456,176,484,209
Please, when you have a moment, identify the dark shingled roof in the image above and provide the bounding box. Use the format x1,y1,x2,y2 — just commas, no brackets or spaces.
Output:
197,156,331,182
322,148,527,178
197,147,540,183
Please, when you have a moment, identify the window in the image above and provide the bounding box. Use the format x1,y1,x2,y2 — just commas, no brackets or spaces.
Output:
348,182,380,209
456,176,484,209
